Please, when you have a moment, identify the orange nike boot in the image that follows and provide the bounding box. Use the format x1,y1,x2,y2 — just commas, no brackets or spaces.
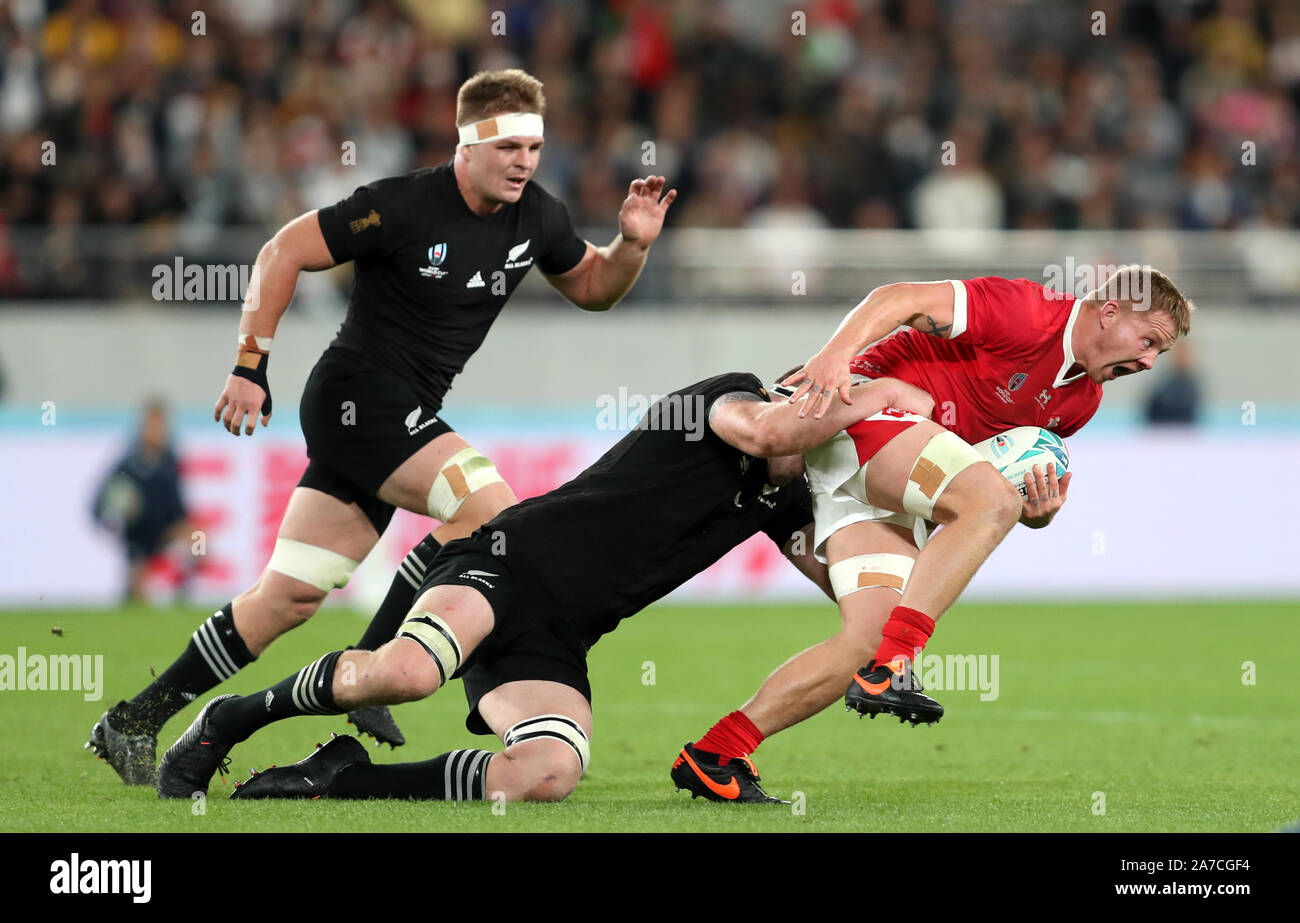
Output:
670,742,786,804
845,658,944,726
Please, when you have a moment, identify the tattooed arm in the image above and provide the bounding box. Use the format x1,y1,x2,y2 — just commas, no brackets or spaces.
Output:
782,281,958,419
708,377,934,458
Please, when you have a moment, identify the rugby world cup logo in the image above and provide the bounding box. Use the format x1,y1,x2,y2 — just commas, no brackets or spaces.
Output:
1007,372,1028,392
429,243,448,266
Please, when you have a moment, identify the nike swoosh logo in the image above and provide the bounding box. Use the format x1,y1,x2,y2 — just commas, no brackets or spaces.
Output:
852,672,892,695
680,749,740,799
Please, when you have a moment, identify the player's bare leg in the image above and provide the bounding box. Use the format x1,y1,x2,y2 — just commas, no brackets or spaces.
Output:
738,522,917,737
349,430,517,659
476,680,593,802
88,488,377,785
158,584,495,798
233,488,379,653
842,420,1021,718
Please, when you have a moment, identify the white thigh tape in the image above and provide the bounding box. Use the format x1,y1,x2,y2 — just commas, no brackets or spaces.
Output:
902,431,984,520
396,611,463,685
267,538,358,592
426,447,506,521
828,553,915,601
504,714,591,775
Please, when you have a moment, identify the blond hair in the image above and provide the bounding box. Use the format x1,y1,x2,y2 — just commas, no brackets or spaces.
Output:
456,69,546,126
1081,265,1193,338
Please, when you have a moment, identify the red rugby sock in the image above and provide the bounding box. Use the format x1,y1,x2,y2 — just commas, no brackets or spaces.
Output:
694,710,764,762
873,605,936,666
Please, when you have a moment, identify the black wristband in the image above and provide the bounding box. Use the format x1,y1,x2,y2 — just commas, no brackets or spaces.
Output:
231,352,272,416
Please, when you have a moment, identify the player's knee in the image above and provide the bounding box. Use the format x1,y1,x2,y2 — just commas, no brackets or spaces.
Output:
501,715,589,802
261,538,358,627
945,465,1020,529
511,741,582,802
374,640,443,702
252,576,327,629
388,608,466,700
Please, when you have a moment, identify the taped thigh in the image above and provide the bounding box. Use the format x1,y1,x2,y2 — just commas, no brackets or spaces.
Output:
267,538,359,592
503,714,591,775
426,447,507,521
902,431,985,520
828,553,915,601
395,610,463,686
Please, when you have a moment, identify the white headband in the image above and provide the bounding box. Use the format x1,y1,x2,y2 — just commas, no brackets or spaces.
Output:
457,112,545,147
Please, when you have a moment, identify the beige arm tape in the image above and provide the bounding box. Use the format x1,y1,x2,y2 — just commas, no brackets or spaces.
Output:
267,538,359,592
828,553,915,601
902,431,985,520
426,447,507,522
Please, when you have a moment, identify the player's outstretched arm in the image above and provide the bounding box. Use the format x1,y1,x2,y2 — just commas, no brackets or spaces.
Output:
214,212,337,436
785,281,958,419
544,176,676,311
709,377,934,459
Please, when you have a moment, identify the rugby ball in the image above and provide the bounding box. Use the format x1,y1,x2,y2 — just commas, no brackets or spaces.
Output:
972,426,1069,497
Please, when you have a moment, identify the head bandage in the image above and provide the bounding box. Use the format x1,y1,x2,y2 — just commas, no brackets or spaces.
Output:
457,112,544,148
504,714,590,775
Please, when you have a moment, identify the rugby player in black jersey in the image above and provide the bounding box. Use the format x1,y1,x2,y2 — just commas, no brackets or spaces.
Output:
88,69,676,785
154,373,934,804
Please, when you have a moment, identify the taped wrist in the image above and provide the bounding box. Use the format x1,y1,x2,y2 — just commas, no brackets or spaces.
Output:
232,334,272,415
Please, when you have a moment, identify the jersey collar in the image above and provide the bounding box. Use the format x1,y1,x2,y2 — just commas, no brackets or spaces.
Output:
1053,296,1088,387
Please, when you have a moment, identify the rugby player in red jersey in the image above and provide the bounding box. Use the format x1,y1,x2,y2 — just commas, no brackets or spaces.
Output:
673,266,1194,802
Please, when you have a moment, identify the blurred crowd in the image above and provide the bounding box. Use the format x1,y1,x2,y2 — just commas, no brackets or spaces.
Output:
2,0,1299,297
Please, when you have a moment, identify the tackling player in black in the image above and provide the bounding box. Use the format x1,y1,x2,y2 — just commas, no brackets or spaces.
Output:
88,69,677,785
155,373,935,804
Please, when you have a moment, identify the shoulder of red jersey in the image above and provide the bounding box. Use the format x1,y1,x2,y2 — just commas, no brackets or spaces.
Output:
951,276,1076,354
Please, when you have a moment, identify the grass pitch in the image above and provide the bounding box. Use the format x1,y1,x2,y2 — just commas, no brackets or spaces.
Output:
0,599,1296,832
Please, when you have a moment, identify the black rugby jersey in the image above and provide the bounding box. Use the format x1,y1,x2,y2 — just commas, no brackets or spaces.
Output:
479,372,814,646
317,162,588,409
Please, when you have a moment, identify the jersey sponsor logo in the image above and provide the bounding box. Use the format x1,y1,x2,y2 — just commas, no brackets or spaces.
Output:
1007,372,1028,392
466,270,485,288
458,571,495,589
1035,388,1052,409
264,689,274,710
404,406,440,435
504,239,533,270
420,243,450,278
348,209,381,233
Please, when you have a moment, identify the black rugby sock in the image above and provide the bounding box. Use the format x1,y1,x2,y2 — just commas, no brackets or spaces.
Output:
114,603,254,735
328,749,493,800
211,650,345,744
353,534,442,651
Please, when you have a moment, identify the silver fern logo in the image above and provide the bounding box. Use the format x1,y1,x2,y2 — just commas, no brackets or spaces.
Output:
405,406,438,435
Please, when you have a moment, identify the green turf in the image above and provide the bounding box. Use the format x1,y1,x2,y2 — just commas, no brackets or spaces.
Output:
0,600,1296,832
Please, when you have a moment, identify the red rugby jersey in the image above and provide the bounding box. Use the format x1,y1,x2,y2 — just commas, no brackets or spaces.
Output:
850,277,1104,443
